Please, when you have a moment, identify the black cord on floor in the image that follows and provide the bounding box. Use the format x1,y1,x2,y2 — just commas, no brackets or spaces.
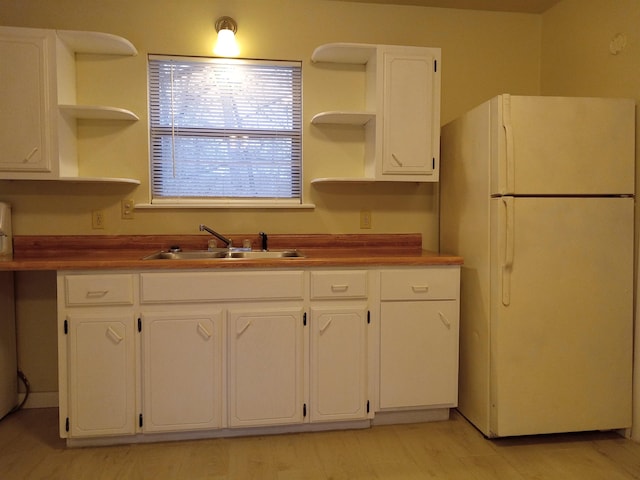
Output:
0,369,30,421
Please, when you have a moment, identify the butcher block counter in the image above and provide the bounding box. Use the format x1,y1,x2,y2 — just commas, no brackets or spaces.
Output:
0,233,463,270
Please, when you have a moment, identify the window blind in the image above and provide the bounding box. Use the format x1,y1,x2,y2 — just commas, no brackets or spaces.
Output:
148,55,302,202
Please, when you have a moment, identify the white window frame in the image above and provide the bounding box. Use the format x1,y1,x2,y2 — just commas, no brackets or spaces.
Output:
148,55,303,208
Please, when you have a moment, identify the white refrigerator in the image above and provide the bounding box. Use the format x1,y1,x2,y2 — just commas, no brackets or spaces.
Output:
439,94,635,438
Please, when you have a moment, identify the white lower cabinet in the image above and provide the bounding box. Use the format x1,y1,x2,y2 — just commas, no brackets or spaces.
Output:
141,310,222,433
58,265,460,443
379,267,460,410
309,270,369,422
310,305,368,422
66,313,137,437
227,307,305,427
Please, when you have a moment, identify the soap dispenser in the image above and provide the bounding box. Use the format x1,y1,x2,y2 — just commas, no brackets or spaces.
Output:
0,203,13,259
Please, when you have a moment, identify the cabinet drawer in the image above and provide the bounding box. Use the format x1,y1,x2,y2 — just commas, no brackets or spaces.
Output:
380,267,459,300
140,271,304,303
310,271,368,299
64,275,134,306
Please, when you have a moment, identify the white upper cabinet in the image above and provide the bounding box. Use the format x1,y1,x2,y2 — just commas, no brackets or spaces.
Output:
311,43,441,183
0,26,139,183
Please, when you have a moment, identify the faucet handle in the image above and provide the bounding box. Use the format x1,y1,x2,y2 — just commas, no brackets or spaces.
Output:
259,232,268,251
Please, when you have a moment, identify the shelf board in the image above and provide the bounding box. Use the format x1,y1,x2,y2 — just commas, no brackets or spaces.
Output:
58,176,140,185
59,105,139,121
311,43,376,64
311,111,375,126
311,177,376,184
57,30,138,56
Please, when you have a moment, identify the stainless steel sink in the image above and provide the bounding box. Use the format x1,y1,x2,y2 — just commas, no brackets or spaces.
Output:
143,249,305,260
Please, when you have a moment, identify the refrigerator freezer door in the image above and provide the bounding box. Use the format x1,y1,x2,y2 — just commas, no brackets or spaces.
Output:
491,95,635,196
489,196,633,437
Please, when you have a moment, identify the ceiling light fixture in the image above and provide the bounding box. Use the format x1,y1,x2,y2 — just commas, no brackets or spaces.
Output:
213,16,240,57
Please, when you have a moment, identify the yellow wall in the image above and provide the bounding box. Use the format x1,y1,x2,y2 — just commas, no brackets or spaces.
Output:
541,0,640,442
1,0,543,397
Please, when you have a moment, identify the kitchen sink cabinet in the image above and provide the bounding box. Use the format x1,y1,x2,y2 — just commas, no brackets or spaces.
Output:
140,310,223,433
310,43,441,183
379,268,460,410
56,265,460,445
0,26,139,183
227,307,305,427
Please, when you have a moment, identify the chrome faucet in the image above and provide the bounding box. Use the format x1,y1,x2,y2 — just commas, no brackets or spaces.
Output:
199,224,232,248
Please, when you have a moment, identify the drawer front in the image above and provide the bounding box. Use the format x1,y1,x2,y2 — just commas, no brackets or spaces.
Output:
65,275,134,306
310,271,368,299
140,271,304,303
380,267,459,300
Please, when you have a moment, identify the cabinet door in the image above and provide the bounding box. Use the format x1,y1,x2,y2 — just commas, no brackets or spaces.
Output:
67,313,136,437
310,306,368,422
379,300,458,409
228,307,304,427
382,51,438,176
0,27,54,173
142,310,222,433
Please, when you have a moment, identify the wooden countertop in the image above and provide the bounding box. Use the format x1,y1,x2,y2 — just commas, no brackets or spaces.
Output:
0,234,463,271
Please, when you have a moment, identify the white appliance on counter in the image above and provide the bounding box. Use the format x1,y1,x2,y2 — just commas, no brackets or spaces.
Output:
0,202,17,419
439,95,635,438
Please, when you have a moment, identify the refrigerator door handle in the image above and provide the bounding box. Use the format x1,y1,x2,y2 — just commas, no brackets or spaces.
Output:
502,197,514,306
501,94,515,194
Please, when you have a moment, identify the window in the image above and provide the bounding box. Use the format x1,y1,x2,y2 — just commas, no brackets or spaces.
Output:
148,55,302,205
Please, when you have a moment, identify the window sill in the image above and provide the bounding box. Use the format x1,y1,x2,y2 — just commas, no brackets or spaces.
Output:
136,201,315,210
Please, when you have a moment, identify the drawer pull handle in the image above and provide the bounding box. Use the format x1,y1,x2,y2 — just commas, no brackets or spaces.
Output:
438,311,451,328
197,322,212,339
86,290,109,298
106,326,123,344
320,317,333,333
237,320,252,336
331,284,349,292
411,285,429,293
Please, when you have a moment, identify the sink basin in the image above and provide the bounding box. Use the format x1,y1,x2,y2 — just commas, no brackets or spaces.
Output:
143,249,305,260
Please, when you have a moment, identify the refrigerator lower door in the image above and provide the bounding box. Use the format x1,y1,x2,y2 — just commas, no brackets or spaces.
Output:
0,271,17,419
489,196,633,437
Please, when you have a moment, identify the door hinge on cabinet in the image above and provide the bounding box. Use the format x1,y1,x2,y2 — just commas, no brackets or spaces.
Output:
138,318,142,332
63,319,68,334
139,413,143,428
65,417,69,432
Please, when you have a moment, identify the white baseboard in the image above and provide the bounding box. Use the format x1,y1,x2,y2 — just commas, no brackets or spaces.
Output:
19,391,58,409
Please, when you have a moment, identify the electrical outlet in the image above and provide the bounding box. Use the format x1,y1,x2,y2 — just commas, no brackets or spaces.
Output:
92,210,105,229
360,210,372,229
121,198,135,219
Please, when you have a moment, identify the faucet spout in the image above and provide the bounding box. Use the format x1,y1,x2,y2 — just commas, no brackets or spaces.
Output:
199,224,232,248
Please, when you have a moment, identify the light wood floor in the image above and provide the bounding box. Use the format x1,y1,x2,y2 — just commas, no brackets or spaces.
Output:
1,408,639,479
